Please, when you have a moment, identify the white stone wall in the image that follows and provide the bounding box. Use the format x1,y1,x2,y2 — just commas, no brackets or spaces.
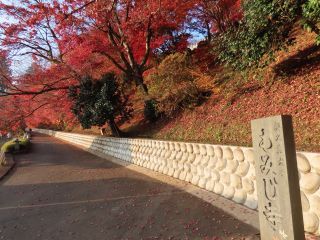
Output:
35,129,320,235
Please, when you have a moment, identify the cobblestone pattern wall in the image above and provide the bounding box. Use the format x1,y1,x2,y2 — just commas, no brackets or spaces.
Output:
35,129,320,235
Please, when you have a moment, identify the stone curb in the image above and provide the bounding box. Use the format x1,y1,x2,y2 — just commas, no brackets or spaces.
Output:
0,154,15,181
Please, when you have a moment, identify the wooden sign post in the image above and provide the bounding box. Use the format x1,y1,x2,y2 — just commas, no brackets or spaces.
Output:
251,115,305,240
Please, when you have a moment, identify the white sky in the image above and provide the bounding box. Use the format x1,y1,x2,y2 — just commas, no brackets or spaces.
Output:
0,0,32,75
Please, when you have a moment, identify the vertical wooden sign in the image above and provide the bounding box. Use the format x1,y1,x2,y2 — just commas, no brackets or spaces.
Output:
251,115,305,240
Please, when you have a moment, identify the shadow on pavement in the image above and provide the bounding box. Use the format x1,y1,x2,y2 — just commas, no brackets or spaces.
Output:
0,134,259,240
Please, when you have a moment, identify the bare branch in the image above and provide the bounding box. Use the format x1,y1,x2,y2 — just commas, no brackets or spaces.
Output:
140,15,153,68
0,85,75,97
62,0,96,21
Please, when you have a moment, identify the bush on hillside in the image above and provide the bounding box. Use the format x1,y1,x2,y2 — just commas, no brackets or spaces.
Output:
215,0,320,69
147,53,201,118
216,0,300,70
303,0,320,44
144,99,160,122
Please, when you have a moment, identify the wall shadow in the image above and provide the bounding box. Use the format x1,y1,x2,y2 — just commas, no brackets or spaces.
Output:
0,172,259,240
24,133,126,170
0,133,260,239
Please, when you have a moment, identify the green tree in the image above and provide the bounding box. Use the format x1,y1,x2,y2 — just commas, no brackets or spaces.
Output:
303,0,320,43
217,0,320,69
69,73,132,137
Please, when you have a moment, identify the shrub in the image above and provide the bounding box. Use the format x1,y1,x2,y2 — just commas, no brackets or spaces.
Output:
147,53,201,118
1,140,16,153
144,99,159,122
1,138,30,153
19,138,31,150
216,0,320,69
303,0,320,44
216,0,300,69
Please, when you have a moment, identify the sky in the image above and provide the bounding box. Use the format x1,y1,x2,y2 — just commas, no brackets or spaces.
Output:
0,0,32,76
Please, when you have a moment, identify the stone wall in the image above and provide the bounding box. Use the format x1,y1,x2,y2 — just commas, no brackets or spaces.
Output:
35,129,320,235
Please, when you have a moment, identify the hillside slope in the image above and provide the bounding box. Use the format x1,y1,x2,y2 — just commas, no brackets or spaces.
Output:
72,30,320,152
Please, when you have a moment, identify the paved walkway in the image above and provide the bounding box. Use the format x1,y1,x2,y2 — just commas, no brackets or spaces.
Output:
0,134,260,240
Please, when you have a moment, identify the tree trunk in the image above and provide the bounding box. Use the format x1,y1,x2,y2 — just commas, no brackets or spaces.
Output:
108,118,122,137
206,21,212,43
141,83,149,95
100,128,106,136
135,74,149,95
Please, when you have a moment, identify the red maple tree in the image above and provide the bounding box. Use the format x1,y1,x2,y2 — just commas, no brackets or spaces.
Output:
0,0,242,133
58,0,196,94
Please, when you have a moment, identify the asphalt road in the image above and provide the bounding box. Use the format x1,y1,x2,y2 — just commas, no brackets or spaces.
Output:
0,134,259,240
